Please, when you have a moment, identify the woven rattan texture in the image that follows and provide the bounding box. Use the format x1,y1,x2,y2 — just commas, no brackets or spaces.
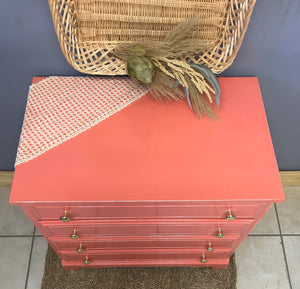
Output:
49,0,256,75
15,77,148,166
74,0,227,43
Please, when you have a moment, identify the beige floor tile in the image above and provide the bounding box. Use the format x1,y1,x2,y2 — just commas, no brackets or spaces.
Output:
283,236,300,289
277,186,300,234
0,237,32,289
27,237,48,289
34,227,42,236
251,205,279,234
0,187,34,235
236,236,290,289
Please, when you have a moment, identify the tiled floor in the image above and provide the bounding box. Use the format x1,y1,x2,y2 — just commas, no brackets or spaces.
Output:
0,186,299,289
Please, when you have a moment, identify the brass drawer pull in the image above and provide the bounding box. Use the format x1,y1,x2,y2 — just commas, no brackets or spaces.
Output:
207,242,214,252
226,209,236,221
76,243,85,253
201,254,207,263
60,210,71,222
216,228,224,238
70,229,79,239
83,256,90,265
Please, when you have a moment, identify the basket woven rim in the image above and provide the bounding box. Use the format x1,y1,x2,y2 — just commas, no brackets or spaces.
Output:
49,0,256,75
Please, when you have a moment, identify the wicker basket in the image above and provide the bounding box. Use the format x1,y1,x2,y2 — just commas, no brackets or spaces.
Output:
49,0,256,75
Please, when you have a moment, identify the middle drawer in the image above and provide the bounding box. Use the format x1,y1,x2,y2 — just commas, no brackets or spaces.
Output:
49,235,239,251
39,219,252,237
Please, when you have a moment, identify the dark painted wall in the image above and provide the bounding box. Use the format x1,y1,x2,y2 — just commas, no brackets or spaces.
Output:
0,0,299,170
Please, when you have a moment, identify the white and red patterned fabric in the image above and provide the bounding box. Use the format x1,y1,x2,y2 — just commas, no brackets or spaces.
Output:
15,76,148,166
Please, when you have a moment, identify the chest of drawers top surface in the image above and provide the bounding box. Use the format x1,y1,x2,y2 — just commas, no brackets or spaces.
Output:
10,77,284,204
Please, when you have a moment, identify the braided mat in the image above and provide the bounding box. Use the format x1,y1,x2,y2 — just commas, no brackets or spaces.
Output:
41,246,237,289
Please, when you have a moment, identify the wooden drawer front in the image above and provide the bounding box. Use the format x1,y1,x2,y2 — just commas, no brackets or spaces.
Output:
32,203,264,220
62,257,230,268
60,248,230,262
39,219,252,237
49,235,238,251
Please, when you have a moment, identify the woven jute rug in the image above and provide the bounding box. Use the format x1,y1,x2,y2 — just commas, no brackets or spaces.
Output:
41,246,237,289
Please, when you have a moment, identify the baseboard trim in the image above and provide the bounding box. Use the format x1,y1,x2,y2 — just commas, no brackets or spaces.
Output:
1,171,300,187
279,171,300,186
0,171,14,187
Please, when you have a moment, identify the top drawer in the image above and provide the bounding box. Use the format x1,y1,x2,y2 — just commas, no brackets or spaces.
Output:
30,203,264,221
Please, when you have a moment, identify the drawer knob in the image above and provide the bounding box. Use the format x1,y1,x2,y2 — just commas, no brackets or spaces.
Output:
201,254,207,263
83,256,90,265
76,243,85,253
207,242,214,252
216,228,225,238
60,210,71,222
70,229,79,239
226,209,236,221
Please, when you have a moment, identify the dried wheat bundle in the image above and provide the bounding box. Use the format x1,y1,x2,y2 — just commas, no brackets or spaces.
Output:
114,18,220,118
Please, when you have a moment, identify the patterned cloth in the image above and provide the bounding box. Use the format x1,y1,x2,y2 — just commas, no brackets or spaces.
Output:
15,76,148,166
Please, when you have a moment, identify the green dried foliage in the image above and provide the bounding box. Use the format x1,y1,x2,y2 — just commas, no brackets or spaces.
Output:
127,56,155,85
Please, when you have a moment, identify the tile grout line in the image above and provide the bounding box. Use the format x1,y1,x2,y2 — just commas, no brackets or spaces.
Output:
24,227,36,289
274,204,293,289
0,235,37,238
249,233,300,236
248,234,281,237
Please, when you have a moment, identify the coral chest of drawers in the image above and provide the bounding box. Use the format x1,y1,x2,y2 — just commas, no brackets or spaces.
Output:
10,77,284,270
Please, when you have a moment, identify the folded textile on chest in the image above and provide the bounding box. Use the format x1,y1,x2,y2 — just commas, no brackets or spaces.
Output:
15,76,148,166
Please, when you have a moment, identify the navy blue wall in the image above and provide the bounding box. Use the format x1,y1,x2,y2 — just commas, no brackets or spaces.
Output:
0,0,299,170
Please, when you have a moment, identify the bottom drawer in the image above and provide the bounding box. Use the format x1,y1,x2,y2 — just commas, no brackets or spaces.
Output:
61,256,230,269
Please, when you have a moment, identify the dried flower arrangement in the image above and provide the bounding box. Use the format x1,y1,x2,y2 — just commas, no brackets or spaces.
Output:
48,0,256,118
114,18,220,118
